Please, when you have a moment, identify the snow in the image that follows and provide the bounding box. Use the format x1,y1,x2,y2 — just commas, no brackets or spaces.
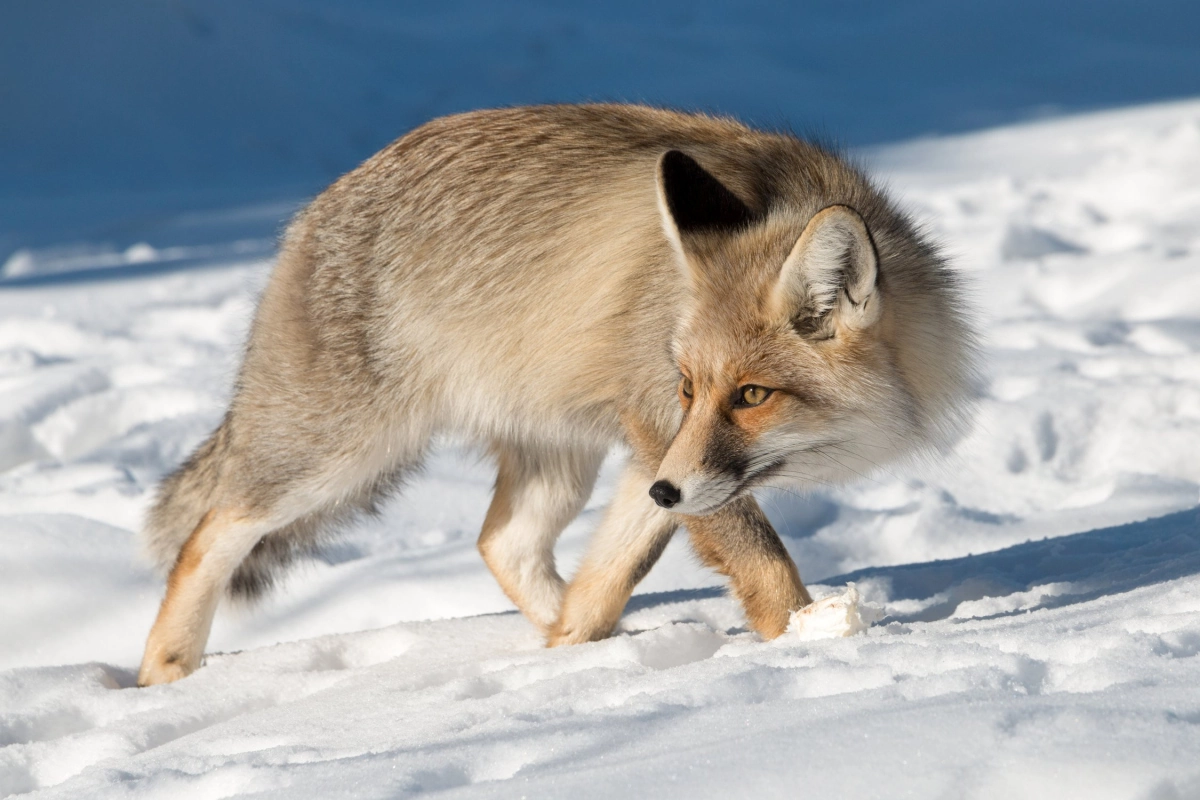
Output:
4,68,1200,800
784,585,882,642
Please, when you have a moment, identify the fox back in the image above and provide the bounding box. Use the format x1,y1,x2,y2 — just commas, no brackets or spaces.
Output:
267,104,975,505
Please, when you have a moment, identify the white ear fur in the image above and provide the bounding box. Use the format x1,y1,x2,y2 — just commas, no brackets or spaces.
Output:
771,205,879,332
654,163,687,264
654,150,756,288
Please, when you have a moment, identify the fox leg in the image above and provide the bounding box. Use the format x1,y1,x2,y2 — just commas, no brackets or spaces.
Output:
684,496,812,639
138,507,275,686
547,462,678,646
478,445,605,633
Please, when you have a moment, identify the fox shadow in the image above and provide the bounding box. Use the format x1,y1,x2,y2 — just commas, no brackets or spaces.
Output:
627,507,1200,624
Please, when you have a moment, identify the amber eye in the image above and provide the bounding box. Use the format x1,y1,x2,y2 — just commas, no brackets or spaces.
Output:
679,377,694,399
736,385,772,407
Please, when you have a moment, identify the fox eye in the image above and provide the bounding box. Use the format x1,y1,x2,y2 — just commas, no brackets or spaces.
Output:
736,385,772,407
679,377,694,400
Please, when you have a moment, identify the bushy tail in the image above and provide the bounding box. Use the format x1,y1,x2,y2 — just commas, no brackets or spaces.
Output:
144,413,403,604
144,418,297,602
143,417,231,576
143,415,341,604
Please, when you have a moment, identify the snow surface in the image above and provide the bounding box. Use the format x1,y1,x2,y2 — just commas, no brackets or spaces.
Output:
3,99,1200,797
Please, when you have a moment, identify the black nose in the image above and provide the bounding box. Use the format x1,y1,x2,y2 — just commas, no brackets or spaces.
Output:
649,480,681,509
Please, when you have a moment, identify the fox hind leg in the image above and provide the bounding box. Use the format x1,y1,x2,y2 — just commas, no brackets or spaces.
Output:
478,445,605,633
138,425,427,687
138,507,276,686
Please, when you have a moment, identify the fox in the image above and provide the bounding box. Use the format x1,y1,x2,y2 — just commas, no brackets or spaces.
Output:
136,104,977,686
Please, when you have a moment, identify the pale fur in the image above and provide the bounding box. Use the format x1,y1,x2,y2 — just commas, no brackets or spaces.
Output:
138,104,978,684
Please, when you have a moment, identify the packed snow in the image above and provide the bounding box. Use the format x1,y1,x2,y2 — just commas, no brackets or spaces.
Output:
3,99,1200,797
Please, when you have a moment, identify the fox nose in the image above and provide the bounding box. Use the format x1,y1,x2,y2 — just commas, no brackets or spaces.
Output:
649,480,681,509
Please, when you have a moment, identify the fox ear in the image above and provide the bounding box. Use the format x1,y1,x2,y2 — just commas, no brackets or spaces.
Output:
656,150,754,255
771,205,879,336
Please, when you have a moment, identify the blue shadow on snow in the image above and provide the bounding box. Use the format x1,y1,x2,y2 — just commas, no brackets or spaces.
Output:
628,508,1200,624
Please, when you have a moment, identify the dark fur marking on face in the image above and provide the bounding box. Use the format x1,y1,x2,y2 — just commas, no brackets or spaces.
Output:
660,150,756,234
701,422,749,482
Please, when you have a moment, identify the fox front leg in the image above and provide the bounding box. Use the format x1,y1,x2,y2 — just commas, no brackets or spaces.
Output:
547,463,678,646
684,496,812,638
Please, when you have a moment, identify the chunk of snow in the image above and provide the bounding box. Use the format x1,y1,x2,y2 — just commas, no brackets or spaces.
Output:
784,584,884,641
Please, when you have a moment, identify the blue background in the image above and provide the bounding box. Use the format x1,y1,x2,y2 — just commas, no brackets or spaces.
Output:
3,1,1198,258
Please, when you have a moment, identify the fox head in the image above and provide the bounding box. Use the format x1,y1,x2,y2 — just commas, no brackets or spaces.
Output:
649,149,976,515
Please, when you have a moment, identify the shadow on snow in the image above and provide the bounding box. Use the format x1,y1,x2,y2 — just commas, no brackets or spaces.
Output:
629,507,1200,624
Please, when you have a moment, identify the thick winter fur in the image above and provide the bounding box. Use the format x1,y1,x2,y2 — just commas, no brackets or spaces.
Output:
138,104,978,685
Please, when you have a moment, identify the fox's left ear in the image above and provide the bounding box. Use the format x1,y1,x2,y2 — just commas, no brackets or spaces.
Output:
656,150,755,263
770,205,880,335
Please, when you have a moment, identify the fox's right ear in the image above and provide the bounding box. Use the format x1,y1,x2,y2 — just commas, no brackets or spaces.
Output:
656,150,754,264
770,205,880,336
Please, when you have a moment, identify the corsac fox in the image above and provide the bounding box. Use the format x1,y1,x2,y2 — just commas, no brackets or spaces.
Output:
137,104,977,686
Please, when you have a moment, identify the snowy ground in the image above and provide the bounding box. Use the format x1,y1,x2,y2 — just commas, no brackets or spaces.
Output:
3,99,1200,797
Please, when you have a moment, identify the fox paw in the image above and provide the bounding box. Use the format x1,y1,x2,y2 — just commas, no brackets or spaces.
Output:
136,654,198,687
545,619,612,648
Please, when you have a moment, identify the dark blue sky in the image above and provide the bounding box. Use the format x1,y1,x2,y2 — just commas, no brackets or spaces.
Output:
3,1,1198,254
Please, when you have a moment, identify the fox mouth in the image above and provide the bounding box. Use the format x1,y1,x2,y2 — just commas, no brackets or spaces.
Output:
741,457,790,491
674,458,789,516
728,458,791,505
